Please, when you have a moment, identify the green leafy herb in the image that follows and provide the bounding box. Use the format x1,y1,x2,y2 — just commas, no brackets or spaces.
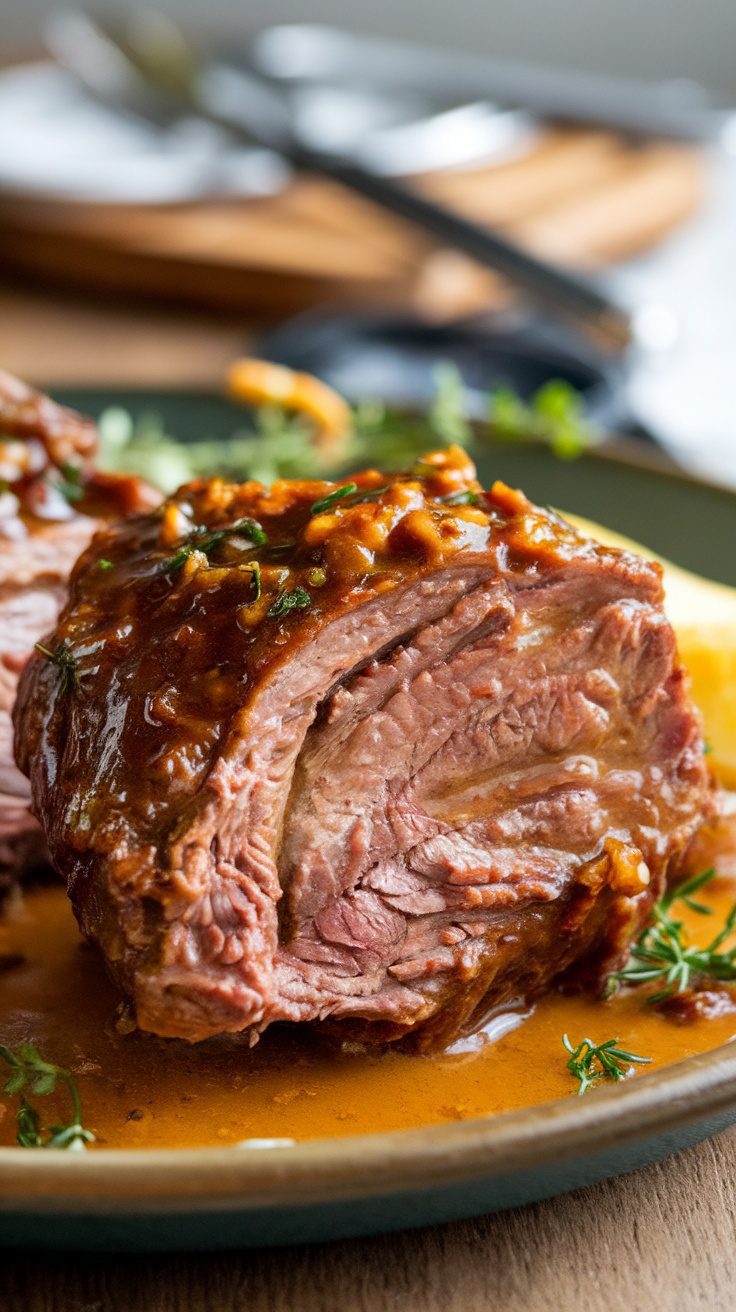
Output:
97,369,595,495
53,461,85,504
162,544,196,574
163,517,267,573
610,868,736,1003
429,362,473,445
310,483,359,516
660,867,717,916
563,1034,651,1096
34,641,80,693
197,517,267,552
0,1043,95,1150
490,378,593,459
439,489,480,506
345,485,390,506
98,558,114,571
267,586,311,618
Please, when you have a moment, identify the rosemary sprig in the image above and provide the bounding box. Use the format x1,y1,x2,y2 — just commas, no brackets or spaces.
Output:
610,868,736,1003
163,517,267,573
310,483,358,516
0,1043,95,1150
563,1034,651,1096
267,586,311,618
34,641,80,693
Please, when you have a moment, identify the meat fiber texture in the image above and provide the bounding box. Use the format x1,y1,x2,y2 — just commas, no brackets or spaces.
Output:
0,370,154,876
14,447,711,1047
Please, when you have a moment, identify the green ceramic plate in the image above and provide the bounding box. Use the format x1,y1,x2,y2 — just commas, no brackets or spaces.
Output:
1,389,734,1252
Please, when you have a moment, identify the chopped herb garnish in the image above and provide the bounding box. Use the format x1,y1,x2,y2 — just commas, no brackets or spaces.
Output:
162,544,195,574
0,1042,95,1150
197,517,267,553
439,490,480,506
34,641,80,693
98,559,114,571
563,1034,651,1096
53,461,85,504
310,483,358,516
163,517,267,573
347,485,390,505
609,868,736,1003
267,586,311,618
246,561,261,601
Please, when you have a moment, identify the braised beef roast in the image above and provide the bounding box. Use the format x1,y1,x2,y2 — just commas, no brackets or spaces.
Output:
0,370,154,876
14,446,710,1045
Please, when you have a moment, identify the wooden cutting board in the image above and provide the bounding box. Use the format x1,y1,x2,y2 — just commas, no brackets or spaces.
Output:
0,128,703,320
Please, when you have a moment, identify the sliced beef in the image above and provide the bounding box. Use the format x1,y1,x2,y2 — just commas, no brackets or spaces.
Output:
0,370,155,875
14,447,711,1045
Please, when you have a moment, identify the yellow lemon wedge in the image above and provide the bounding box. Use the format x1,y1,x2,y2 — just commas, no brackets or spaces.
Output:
564,513,736,789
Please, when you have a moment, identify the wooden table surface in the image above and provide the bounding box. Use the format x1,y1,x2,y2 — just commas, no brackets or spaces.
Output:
1,283,734,1312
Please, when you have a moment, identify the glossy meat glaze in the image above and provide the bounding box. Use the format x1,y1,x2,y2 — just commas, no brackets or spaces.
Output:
14,447,711,1045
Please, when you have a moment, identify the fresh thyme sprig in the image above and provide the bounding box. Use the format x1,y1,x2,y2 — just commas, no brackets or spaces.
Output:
34,641,80,693
0,1043,95,1150
267,586,311,618
610,869,736,1003
563,1034,651,1096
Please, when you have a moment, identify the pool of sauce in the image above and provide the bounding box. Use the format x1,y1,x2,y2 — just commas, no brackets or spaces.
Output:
0,878,734,1151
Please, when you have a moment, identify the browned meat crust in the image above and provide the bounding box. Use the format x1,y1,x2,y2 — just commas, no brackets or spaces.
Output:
1,371,155,873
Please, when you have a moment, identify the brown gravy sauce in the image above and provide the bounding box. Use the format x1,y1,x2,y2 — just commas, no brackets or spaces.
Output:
1,878,734,1151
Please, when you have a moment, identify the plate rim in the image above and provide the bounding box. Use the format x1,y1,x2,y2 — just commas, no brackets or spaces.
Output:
0,1040,734,1210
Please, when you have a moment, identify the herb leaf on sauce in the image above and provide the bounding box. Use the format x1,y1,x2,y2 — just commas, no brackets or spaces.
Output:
310,483,358,516
163,517,268,573
0,1043,95,1150
246,561,261,601
562,1034,651,1096
267,587,311,618
53,461,85,504
34,641,80,693
439,490,480,506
